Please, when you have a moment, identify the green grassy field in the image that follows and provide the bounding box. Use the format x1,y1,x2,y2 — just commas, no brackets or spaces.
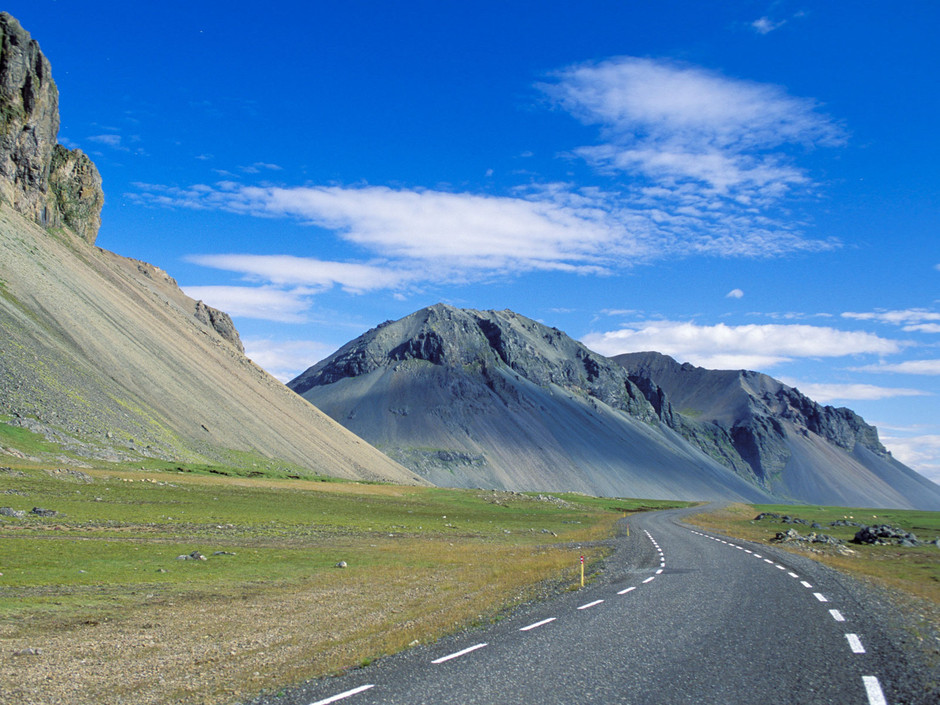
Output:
688,502,940,606
0,460,686,704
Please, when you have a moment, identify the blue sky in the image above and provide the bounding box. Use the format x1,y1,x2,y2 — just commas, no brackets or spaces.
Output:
10,1,939,482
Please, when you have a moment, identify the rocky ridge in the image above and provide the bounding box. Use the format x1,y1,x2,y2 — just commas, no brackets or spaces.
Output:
613,351,940,508
291,304,774,502
0,13,103,242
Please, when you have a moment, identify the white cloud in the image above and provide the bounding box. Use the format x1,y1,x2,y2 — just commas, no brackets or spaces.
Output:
220,185,622,271
581,320,902,370
182,285,313,323
726,288,744,299
88,134,124,148
243,338,334,382
842,308,940,331
852,359,940,376
185,254,412,293
878,434,940,483
751,17,785,35
777,380,930,403
541,56,843,202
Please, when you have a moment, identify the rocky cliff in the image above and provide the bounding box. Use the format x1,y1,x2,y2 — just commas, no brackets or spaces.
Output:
0,12,103,243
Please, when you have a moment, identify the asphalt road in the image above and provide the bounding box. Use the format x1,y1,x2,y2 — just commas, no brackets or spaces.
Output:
250,506,929,705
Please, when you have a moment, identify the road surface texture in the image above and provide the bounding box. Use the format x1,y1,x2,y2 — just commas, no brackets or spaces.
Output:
248,506,934,705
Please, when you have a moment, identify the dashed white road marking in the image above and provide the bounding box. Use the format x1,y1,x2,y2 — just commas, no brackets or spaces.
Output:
642,576,655,584
801,581,813,588
763,558,774,564
618,586,636,595
788,572,799,578
655,568,663,574
578,599,604,610
753,554,762,558
520,617,556,632
775,564,786,570
432,643,488,664
745,550,753,554
309,684,375,705
862,676,888,705
829,609,846,622
846,634,866,654
813,593,829,603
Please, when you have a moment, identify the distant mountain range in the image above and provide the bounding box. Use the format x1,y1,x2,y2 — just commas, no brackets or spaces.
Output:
0,12,420,485
291,304,940,509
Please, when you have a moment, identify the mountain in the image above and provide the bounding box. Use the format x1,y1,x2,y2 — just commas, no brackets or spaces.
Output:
289,304,774,502
614,351,940,509
0,13,422,485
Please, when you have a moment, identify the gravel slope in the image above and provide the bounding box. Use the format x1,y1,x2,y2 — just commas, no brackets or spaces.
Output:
0,206,422,484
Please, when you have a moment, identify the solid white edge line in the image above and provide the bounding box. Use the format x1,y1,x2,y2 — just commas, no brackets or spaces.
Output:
578,599,604,610
308,684,375,705
862,676,888,705
829,609,845,622
846,633,866,654
431,643,488,664
813,592,829,602
642,576,655,584
618,586,636,594
520,617,556,631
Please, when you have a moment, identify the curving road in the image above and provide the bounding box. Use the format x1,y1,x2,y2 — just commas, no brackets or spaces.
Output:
251,507,927,705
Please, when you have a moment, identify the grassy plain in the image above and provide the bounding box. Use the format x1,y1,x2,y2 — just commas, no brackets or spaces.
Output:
0,459,683,704
687,502,940,605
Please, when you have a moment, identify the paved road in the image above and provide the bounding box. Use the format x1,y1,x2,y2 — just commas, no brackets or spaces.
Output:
251,506,925,704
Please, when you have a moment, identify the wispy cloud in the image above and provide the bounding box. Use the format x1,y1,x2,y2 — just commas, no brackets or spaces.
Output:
751,17,786,35
778,379,930,403
878,433,940,483
540,56,844,205
726,288,744,299
88,134,124,148
243,338,334,382
842,308,940,332
182,285,314,323
852,359,940,376
581,320,902,370
185,254,412,293
130,55,847,314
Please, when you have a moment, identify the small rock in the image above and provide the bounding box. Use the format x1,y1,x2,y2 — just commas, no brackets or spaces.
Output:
336,561,348,568
30,507,58,517
14,647,43,656
0,507,25,518
212,551,236,556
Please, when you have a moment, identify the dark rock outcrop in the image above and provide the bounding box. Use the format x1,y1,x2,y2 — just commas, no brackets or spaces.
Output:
194,300,244,353
0,12,103,242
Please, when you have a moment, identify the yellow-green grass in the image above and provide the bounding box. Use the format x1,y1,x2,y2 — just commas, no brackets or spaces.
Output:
687,503,940,606
0,464,685,704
